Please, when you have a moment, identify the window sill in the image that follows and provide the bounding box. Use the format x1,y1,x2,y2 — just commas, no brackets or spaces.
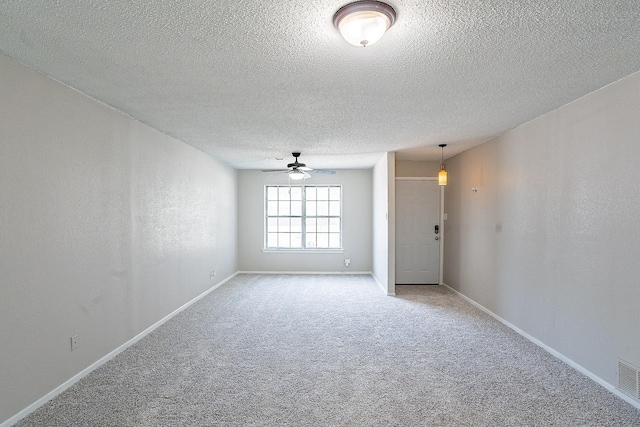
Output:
262,248,344,254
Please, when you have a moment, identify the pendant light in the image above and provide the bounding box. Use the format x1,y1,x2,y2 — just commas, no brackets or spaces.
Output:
333,1,396,47
439,144,448,186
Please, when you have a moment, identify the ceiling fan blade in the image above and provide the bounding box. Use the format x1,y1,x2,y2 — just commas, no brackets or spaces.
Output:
298,166,313,171
309,169,336,174
261,169,289,172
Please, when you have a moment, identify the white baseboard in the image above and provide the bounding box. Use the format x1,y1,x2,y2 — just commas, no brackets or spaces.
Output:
239,271,397,295
238,270,372,275
1,272,239,427
371,273,395,296
441,282,640,411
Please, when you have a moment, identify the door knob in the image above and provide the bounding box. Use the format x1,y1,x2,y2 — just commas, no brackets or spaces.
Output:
435,236,439,241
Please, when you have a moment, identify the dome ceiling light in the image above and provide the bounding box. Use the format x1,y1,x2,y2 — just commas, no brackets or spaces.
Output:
333,1,397,47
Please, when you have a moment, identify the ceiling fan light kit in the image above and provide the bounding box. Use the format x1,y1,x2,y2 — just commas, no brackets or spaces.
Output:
288,170,309,180
287,152,312,180
333,1,396,47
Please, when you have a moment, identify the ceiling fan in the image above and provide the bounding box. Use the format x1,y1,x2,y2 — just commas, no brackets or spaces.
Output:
261,153,336,180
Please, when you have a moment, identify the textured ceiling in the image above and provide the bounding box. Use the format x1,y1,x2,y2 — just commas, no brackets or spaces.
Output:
1,1,639,170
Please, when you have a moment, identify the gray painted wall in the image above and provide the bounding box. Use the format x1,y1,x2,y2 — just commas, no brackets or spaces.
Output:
0,53,238,424
443,71,640,389
372,153,395,294
237,170,372,272
396,160,440,177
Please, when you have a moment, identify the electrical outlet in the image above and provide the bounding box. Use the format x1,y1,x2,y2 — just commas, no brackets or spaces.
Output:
210,270,216,279
70,334,78,351
344,257,351,267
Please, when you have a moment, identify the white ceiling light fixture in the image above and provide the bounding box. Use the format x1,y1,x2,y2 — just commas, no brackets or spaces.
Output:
333,1,397,47
288,169,310,180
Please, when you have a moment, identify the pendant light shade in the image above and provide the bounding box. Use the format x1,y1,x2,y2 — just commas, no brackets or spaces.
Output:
438,168,448,186
333,1,396,47
438,144,448,186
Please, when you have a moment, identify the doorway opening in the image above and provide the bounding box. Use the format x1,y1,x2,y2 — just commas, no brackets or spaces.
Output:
395,179,442,285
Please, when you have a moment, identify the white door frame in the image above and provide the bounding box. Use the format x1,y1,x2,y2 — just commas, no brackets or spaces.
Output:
395,177,444,286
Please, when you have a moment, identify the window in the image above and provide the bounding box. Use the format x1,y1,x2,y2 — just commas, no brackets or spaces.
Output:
265,185,342,249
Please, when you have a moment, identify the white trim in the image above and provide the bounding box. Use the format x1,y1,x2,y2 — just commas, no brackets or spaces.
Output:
1,272,239,427
261,249,344,254
371,272,395,296
441,282,640,411
238,270,371,275
438,185,445,286
395,177,438,181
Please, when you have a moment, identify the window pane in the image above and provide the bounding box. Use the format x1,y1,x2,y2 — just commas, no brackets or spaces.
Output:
306,201,316,216
329,187,340,200
267,233,278,247
329,233,340,248
291,218,302,232
317,233,329,248
329,201,340,216
306,233,317,248
267,187,278,200
317,200,328,216
306,218,316,232
278,233,290,248
317,186,329,200
278,187,290,200
291,233,302,248
317,218,329,232
306,186,316,200
291,201,302,216
279,200,290,216
267,217,278,232
278,217,290,232
329,217,340,232
290,187,302,200
267,201,278,216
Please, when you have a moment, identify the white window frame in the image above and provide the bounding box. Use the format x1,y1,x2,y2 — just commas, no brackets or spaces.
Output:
263,185,343,253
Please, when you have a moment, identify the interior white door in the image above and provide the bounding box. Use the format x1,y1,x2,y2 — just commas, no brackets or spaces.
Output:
395,180,440,284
